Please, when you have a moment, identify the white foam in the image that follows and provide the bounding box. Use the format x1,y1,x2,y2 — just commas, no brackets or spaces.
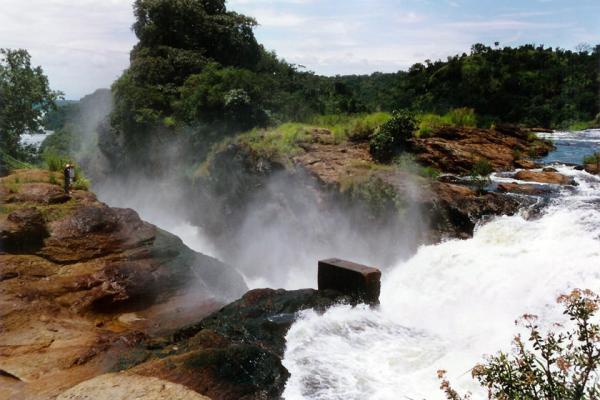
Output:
282,166,600,400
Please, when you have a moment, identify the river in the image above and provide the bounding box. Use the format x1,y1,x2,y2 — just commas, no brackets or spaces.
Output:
282,130,600,399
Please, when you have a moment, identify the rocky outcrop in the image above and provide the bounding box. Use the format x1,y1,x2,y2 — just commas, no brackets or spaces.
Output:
428,182,531,239
0,169,247,399
409,125,553,174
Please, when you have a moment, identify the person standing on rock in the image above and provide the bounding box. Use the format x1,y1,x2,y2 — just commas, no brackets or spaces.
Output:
69,163,75,187
63,163,72,193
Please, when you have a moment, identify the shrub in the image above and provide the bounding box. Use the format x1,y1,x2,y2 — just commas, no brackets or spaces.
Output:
470,158,493,194
72,175,90,191
439,289,600,400
369,110,417,163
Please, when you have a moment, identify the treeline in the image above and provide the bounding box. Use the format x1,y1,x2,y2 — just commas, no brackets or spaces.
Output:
43,0,599,171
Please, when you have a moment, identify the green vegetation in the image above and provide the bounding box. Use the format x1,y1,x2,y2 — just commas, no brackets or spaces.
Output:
417,108,477,137
470,158,493,194
440,289,600,400
369,110,417,163
0,48,62,159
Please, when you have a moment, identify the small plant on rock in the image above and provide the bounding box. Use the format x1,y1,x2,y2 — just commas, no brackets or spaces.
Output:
439,289,600,400
470,158,493,194
369,109,417,163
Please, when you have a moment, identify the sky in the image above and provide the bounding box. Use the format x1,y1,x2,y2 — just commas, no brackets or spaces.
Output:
0,0,598,99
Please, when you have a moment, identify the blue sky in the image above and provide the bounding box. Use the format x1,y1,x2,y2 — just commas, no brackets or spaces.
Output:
1,0,598,99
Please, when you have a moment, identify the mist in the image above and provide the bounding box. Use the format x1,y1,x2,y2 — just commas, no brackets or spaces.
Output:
67,92,428,290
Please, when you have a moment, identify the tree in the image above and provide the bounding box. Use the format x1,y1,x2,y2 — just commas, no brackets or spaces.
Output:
369,110,416,162
0,49,62,158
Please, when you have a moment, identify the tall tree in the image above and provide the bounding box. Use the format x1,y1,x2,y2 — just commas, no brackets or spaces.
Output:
0,49,62,158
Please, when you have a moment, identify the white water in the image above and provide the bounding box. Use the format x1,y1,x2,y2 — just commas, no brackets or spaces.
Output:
282,165,600,400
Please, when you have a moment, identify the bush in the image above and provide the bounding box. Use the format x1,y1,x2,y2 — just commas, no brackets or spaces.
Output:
440,289,600,400
470,158,493,194
369,110,416,163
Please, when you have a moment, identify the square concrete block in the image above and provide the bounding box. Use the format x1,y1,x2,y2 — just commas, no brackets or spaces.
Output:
318,258,381,305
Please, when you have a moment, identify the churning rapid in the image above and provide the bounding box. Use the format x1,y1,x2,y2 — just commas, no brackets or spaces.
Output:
282,131,600,400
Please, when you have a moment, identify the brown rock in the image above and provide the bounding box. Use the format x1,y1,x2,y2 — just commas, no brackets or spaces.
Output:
584,163,599,175
57,373,211,400
409,126,554,174
496,182,553,196
5,182,70,205
318,258,381,305
513,170,575,185
0,207,48,253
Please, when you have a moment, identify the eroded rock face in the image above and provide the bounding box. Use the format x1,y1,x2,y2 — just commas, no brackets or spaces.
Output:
0,169,247,399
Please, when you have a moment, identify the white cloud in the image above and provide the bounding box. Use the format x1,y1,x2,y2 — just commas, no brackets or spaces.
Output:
0,0,136,99
0,0,596,97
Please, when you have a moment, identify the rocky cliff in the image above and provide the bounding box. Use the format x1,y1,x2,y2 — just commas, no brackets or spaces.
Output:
0,169,247,399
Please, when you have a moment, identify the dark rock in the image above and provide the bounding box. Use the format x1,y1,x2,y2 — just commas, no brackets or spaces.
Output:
496,182,554,196
121,287,350,400
429,182,533,239
318,258,381,305
0,207,49,253
176,288,347,357
542,167,558,173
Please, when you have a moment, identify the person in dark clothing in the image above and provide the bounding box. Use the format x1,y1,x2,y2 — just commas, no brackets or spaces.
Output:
63,163,71,193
